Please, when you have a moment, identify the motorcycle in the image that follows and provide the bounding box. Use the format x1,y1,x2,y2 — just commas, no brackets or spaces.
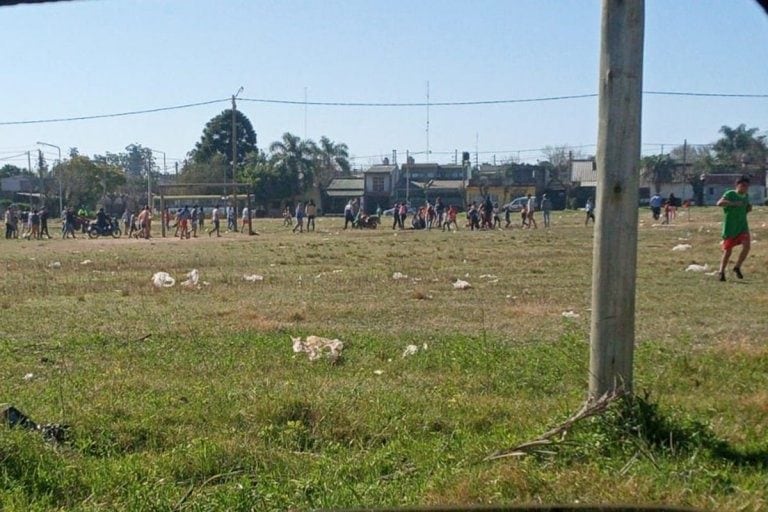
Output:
87,218,121,239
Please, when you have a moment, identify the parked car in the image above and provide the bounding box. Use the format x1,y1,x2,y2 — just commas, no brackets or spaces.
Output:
501,196,530,212
382,205,418,216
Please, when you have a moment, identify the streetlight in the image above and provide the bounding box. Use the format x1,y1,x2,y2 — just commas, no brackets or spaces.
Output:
36,141,62,215
146,148,166,211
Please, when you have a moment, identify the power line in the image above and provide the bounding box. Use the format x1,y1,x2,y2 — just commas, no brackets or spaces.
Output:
240,92,598,107
0,90,765,126
0,151,30,162
0,98,228,126
644,90,768,98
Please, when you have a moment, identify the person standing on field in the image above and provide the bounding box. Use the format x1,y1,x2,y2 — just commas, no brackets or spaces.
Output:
525,193,537,229
305,199,317,231
540,194,552,228
584,197,595,226
208,205,221,237
716,176,752,282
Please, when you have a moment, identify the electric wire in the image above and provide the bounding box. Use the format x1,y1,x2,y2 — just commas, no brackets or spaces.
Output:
0,90,764,126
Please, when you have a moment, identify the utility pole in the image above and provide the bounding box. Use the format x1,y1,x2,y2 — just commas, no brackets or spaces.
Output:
232,86,243,226
589,0,645,399
405,150,410,204
475,133,479,170
37,141,61,214
426,81,430,162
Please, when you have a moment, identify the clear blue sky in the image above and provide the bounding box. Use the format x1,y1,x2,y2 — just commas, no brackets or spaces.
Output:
1,0,766,170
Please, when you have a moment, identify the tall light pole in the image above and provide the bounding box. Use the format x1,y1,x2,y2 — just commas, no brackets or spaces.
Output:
147,148,166,211
37,141,62,215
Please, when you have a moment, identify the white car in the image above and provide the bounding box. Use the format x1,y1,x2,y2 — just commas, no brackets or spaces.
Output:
502,196,532,212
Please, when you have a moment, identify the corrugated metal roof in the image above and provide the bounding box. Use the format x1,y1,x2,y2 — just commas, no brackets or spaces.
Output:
365,165,397,173
410,180,465,190
326,178,364,191
571,160,597,185
326,190,361,197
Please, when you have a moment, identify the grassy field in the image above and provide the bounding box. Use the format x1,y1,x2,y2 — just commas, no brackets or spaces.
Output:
1,208,767,511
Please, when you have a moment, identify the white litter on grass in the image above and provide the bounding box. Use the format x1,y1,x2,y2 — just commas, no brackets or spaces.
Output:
80,259,93,265
23,373,34,381
479,274,498,279
392,272,408,280
402,344,419,357
685,264,709,273
152,272,175,288
672,244,692,251
402,343,429,358
332,269,343,274
453,279,472,290
705,271,719,276
562,310,580,319
291,335,344,362
373,370,384,376
243,274,264,282
48,262,61,269
181,269,200,287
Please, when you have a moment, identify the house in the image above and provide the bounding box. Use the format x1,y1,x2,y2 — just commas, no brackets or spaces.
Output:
362,164,397,213
391,161,466,209
701,172,766,206
324,177,364,214
1,175,34,193
465,163,544,207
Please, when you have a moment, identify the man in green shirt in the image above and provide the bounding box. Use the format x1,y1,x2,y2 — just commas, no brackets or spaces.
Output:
716,176,752,282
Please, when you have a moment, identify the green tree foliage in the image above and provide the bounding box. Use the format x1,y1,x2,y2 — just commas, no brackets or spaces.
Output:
269,132,316,196
710,124,767,172
58,155,125,209
314,136,350,188
240,153,295,207
0,164,31,179
190,109,257,181
640,154,676,194
177,154,231,195
113,144,155,177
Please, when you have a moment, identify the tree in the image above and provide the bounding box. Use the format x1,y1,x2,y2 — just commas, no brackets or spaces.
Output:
313,136,350,212
0,164,31,179
669,144,712,205
240,153,295,208
58,155,125,209
190,109,257,181
177,154,230,195
541,145,585,188
710,124,767,172
540,145,584,171
269,132,316,197
314,136,350,188
640,154,676,194
121,144,155,177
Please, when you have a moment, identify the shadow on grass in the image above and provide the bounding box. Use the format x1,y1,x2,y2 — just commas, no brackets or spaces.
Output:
586,391,768,468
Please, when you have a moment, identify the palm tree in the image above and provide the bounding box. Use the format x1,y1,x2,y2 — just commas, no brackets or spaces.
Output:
269,132,316,197
712,124,767,171
313,137,351,213
641,154,676,194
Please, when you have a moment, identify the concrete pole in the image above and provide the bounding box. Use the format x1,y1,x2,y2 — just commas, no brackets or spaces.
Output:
589,0,645,399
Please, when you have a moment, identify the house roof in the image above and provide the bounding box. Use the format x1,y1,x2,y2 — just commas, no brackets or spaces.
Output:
703,173,765,185
326,178,364,191
364,165,397,174
409,180,465,190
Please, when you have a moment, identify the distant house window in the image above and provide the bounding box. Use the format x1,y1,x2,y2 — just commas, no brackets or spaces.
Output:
708,187,714,195
372,176,385,193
